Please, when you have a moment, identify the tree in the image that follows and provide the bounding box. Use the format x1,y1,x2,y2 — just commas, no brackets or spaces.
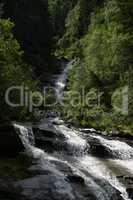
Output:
0,19,35,120
3,0,53,77
48,0,77,37
63,0,133,131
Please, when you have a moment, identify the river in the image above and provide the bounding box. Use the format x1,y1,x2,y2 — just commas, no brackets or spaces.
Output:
13,62,133,200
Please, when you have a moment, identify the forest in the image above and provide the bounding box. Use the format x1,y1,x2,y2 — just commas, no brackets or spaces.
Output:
0,1,133,200
0,0,133,135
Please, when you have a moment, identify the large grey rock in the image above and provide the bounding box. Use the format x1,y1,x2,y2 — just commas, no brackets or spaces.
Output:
126,187,133,199
0,123,24,156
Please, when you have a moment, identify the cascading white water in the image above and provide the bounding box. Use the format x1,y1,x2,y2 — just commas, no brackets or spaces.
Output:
14,123,35,148
55,60,74,102
91,134,133,159
50,125,133,200
76,156,132,200
55,124,88,156
51,61,133,199
14,123,44,159
13,62,133,200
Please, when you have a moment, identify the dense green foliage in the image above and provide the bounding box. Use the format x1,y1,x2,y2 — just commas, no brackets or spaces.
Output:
0,0,133,135
50,0,133,134
48,0,77,37
2,0,58,81
57,0,104,58
0,0,59,122
0,18,36,121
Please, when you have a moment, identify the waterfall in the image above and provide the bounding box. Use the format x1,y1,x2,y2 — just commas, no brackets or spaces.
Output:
12,62,133,200
55,124,88,156
14,120,133,200
14,123,44,159
91,134,133,159
14,123,35,148
55,60,74,102
77,156,132,200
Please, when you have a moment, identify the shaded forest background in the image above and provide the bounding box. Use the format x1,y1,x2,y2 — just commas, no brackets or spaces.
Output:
0,0,133,135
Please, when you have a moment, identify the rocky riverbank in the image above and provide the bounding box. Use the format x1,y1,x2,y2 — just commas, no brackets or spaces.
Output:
0,119,133,200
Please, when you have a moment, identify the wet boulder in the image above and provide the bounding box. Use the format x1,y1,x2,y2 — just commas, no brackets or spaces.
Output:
0,123,24,156
33,123,66,153
86,136,113,158
124,176,133,199
126,187,133,199
51,118,64,125
67,175,85,184
0,180,28,200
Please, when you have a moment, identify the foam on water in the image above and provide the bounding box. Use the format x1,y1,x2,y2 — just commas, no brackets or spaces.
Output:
55,125,88,156
14,123,44,158
91,134,133,159
77,155,132,200
55,60,74,101
13,61,133,200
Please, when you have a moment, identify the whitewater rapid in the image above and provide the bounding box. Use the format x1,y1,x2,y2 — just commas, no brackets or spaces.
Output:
13,62,133,200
